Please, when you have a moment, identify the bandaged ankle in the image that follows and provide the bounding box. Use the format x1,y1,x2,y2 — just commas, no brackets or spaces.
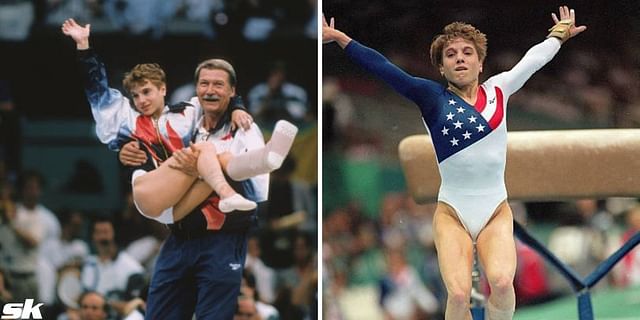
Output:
227,120,298,181
198,149,234,198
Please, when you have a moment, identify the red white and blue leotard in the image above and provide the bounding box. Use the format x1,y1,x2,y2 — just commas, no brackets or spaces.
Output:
345,38,561,239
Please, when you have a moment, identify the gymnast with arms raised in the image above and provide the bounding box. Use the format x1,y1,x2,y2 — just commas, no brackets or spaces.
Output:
323,6,585,320
62,18,297,224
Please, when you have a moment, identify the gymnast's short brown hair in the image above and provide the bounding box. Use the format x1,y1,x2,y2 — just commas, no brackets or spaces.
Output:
430,22,488,68
122,63,166,93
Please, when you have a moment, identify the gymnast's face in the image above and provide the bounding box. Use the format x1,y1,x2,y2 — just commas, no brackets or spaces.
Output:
439,38,483,89
129,80,166,118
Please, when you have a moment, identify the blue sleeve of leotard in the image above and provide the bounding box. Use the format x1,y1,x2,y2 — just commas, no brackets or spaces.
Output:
344,40,441,111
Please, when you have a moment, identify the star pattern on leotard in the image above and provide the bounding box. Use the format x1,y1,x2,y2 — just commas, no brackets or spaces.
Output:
446,112,455,120
430,88,504,162
437,95,493,157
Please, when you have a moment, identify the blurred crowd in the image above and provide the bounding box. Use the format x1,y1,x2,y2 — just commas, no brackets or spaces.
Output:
0,0,317,41
0,145,317,320
322,192,640,319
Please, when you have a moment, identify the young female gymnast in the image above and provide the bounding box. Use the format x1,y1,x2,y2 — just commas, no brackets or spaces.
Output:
323,6,585,319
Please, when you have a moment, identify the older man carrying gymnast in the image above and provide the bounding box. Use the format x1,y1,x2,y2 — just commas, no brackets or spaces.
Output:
118,58,297,319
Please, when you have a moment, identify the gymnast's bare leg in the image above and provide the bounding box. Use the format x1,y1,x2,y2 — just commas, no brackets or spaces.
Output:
434,202,474,320
477,202,517,320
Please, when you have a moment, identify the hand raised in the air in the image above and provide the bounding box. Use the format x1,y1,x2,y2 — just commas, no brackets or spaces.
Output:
61,18,91,50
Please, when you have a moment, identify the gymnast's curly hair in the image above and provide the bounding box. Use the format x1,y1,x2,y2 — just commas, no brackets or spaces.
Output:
122,63,166,93
429,22,488,68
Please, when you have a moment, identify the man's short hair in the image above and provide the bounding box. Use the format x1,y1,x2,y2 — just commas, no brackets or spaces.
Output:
194,59,237,87
78,291,109,314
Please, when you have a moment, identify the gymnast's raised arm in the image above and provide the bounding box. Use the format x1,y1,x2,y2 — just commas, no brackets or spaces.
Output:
490,6,587,96
62,18,137,151
322,15,440,105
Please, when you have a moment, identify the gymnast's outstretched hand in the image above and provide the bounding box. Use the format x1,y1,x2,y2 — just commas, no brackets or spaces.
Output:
548,6,587,42
322,14,352,48
61,18,91,50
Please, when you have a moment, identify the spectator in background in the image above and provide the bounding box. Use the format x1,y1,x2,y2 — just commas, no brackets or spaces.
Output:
378,248,439,320
103,0,181,38
233,0,278,42
0,182,41,302
0,161,15,224
322,77,354,151
78,291,109,320
124,218,168,273
241,270,279,320
547,200,608,294
607,62,640,127
576,199,613,236
612,204,640,287
14,170,62,304
245,234,277,304
44,0,99,28
41,208,89,271
15,171,61,250
115,191,169,271
0,171,16,305
304,0,317,39
234,294,262,320
183,0,225,38
81,217,145,316
248,61,308,126
76,290,144,320
0,0,34,41
275,231,317,319
0,267,13,306
114,191,153,246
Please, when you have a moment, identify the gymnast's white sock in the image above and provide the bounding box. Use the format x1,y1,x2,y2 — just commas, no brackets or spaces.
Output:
227,120,298,181
218,194,256,213
485,300,515,320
